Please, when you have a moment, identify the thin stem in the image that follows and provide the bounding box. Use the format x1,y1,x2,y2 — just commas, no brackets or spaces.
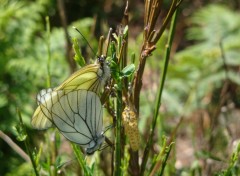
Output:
140,10,178,175
132,0,182,113
71,143,90,176
17,109,39,176
57,0,76,72
153,0,182,43
149,137,167,176
148,0,162,39
103,28,113,56
158,142,174,176
46,16,51,88
0,130,30,162
115,89,122,176
98,35,104,56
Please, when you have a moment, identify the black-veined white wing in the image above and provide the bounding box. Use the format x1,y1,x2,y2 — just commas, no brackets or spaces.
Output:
31,88,55,129
56,56,110,94
32,56,110,130
32,89,104,154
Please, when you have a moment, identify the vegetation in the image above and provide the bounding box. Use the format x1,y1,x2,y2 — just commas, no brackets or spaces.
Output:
1,0,240,175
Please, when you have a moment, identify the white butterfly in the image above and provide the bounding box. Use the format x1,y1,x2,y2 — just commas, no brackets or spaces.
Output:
33,89,105,154
32,56,110,130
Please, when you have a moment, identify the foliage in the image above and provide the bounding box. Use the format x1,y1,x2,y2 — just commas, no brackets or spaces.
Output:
0,0,95,174
0,0,64,132
1,0,240,176
163,4,240,116
160,4,240,175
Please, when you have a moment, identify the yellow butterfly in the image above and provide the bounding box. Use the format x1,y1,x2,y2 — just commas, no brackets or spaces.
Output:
31,56,110,130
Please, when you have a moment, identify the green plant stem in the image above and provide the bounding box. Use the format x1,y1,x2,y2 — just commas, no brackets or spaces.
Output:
158,142,174,176
149,136,167,176
46,16,51,88
140,10,178,175
71,143,90,176
17,109,39,176
115,89,122,176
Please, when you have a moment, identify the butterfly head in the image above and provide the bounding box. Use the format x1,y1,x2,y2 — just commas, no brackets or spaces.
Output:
96,55,111,83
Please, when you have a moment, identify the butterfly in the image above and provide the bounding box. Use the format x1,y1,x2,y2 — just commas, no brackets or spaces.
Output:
34,89,104,154
32,56,110,129
57,55,110,93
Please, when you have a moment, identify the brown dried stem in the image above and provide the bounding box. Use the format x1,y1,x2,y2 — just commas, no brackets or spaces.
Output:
57,0,76,72
0,130,30,162
129,0,182,175
132,0,182,115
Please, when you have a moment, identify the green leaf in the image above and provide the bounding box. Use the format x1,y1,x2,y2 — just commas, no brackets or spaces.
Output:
34,143,42,167
72,37,86,67
123,25,128,38
121,64,135,77
112,33,118,42
71,143,92,176
131,52,135,64
14,124,27,141
110,60,120,80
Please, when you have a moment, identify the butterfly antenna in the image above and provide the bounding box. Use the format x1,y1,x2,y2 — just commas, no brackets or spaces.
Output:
99,144,109,151
99,138,114,151
72,26,96,56
104,124,114,133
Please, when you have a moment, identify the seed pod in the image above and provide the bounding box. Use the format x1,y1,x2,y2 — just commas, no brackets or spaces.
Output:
122,106,140,151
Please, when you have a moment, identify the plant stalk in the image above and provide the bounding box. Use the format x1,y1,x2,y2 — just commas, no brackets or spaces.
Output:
17,109,39,176
140,10,178,175
46,16,51,88
72,143,90,176
115,89,123,176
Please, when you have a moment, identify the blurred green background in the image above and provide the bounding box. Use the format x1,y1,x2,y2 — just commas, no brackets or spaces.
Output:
1,0,240,175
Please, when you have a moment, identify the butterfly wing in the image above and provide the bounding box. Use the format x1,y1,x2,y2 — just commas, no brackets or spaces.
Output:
31,88,57,129
50,90,103,149
31,107,52,129
31,64,101,129
57,64,102,93
32,57,110,137
56,57,110,94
